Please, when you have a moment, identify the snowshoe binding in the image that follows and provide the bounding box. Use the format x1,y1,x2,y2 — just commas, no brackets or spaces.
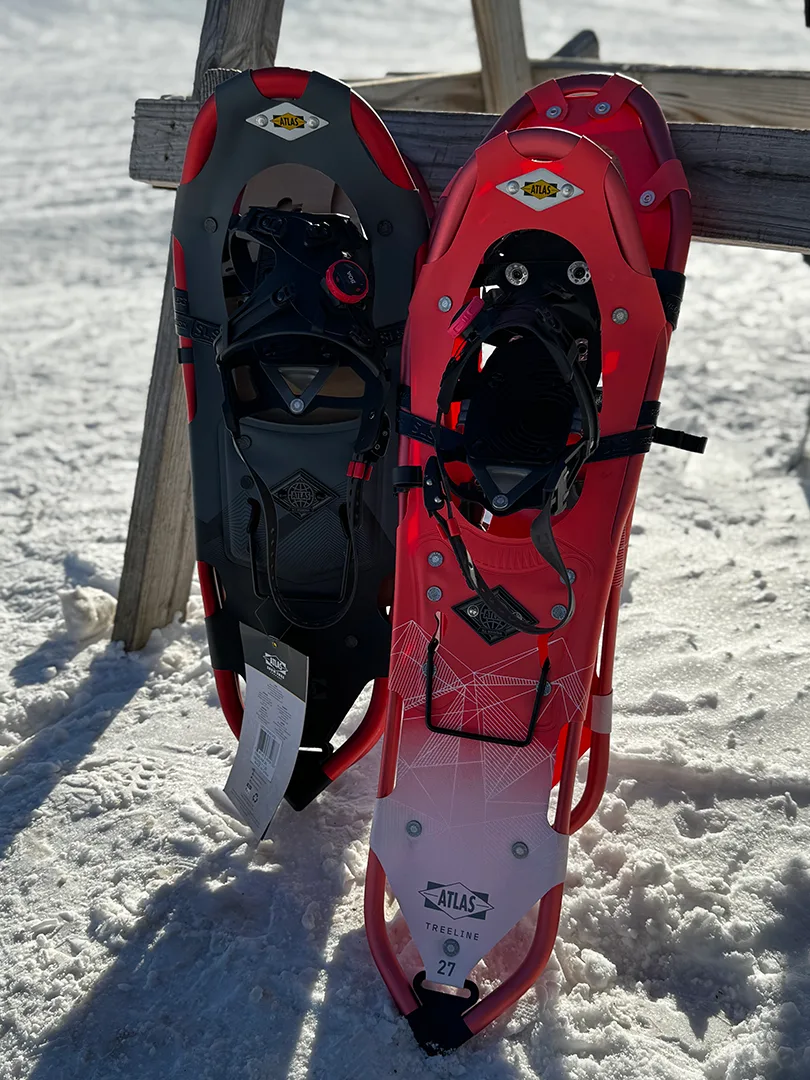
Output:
172,69,430,811
365,74,704,1051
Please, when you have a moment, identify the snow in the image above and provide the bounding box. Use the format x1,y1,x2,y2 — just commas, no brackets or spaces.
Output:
1,0,810,1077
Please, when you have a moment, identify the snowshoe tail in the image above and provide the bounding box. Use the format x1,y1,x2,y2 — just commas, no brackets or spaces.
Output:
173,69,430,811
366,74,698,1051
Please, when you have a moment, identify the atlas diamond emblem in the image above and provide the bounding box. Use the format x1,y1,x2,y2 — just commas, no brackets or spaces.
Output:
453,586,536,645
497,166,583,211
246,101,328,141
271,470,336,520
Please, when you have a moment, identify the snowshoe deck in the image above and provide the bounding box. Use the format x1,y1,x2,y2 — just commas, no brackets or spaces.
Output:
172,69,429,810
366,74,696,1052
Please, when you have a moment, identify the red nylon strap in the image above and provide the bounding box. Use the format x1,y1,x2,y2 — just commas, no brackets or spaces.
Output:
638,158,690,212
526,79,569,122
588,73,639,118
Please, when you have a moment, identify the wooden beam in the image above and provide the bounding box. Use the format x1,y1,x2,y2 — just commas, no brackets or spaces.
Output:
130,97,810,254
471,0,532,113
348,57,810,128
193,0,284,98
114,0,286,652
113,261,197,650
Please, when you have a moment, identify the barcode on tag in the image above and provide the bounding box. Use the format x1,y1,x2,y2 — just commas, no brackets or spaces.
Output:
254,728,282,773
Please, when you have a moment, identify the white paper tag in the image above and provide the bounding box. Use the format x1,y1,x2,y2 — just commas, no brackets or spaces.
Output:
224,626,308,838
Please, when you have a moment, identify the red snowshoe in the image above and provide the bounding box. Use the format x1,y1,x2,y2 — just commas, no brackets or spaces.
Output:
365,74,702,1052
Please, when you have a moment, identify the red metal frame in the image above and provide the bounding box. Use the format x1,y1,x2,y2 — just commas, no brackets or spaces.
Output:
174,69,431,792
365,75,692,1046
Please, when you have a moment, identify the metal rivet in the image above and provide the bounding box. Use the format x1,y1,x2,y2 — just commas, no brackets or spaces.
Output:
546,105,562,119
428,551,444,568
567,261,591,286
255,114,269,128
560,568,576,584
377,219,393,236
612,307,629,325
467,607,479,618
511,841,530,859
505,262,529,287
427,586,443,602
551,604,568,620
307,116,320,129
492,494,509,510
203,217,218,233
345,635,358,649
561,184,575,198
594,101,611,116
406,819,422,837
438,296,453,312
443,939,460,957
236,435,252,450
640,189,656,207
240,475,253,489
289,398,305,414
543,681,553,697
506,180,520,195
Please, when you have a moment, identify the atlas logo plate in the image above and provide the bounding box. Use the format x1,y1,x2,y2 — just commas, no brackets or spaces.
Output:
246,101,328,141
270,470,336,520
497,166,583,212
419,881,494,921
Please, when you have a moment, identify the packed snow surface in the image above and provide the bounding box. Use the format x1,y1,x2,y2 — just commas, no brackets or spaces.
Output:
2,1,810,1077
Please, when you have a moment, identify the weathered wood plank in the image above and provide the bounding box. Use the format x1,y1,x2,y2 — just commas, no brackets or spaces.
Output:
471,0,532,113
129,97,810,254
113,261,197,650
349,57,810,128
193,0,284,98
115,0,286,651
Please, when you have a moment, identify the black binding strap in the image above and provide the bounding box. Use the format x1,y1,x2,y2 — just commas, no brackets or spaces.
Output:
401,398,707,465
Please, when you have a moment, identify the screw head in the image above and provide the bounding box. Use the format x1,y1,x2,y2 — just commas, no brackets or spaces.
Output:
612,307,629,325
561,184,575,198
443,939,461,957
594,101,611,116
438,296,453,313
289,398,305,414
640,189,655,207
236,435,252,450
551,604,568,621
203,217,218,233
406,819,422,837
543,681,553,697
427,551,444,568
307,116,320,129
240,475,254,489
427,586,443,602
344,635,358,649
255,114,269,127
567,261,591,286
506,180,520,195
467,607,479,618
511,841,530,859
560,568,576,584
377,219,393,236
505,262,529,287
546,105,562,119
492,494,509,510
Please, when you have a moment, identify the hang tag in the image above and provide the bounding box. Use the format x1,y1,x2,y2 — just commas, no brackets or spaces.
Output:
223,625,308,838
